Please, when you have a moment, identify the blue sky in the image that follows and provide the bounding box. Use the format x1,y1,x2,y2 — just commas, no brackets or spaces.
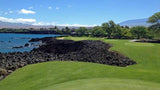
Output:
0,0,160,26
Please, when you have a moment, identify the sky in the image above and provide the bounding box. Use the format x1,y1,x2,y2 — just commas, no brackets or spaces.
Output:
0,0,160,26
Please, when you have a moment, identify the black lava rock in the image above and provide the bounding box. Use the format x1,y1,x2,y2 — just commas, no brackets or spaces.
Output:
12,46,23,49
24,43,29,47
0,37,137,81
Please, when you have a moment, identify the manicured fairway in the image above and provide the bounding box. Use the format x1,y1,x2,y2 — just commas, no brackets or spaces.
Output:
0,37,160,90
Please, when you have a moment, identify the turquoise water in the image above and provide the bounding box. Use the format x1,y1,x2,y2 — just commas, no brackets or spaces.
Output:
0,33,60,53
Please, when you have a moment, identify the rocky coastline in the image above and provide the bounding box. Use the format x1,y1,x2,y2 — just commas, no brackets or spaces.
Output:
0,37,137,80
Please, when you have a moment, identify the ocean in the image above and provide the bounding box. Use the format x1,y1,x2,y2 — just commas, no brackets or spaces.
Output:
0,33,61,53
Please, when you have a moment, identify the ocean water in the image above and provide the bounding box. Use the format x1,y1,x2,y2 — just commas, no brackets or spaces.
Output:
0,33,61,53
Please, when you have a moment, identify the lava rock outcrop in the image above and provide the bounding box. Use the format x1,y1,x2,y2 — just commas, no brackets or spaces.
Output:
0,37,137,80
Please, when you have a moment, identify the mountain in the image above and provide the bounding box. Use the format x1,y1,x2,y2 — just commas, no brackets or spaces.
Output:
0,21,93,29
119,18,153,27
0,21,32,29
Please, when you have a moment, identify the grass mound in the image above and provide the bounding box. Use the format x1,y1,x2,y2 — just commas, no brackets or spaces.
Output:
46,78,160,90
0,61,160,90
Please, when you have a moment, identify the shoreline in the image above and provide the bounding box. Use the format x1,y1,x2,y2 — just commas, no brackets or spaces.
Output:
0,37,137,81
0,31,62,35
0,33,64,53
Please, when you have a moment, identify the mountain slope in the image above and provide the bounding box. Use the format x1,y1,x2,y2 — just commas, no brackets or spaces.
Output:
0,21,93,29
119,18,153,27
0,21,32,28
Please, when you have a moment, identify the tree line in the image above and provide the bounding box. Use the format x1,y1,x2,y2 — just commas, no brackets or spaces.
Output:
0,12,160,39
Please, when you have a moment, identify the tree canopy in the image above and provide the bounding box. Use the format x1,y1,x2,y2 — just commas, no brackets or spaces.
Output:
90,26,106,37
76,27,88,36
102,20,117,38
147,12,160,23
130,26,147,39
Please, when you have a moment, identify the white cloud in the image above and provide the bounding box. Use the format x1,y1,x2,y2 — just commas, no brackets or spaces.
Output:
29,7,33,9
18,9,36,14
0,17,96,27
57,24,97,27
48,6,52,10
33,22,56,25
56,7,60,10
9,11,13,13
0,17,36,24
2,10,13,15
33,22,96,27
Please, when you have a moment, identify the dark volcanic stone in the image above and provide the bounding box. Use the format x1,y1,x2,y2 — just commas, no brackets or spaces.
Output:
0,37,137,81
24,43,29,47
33,38,136,67
29,37,56,43
12,46,23,49
36,40,85,54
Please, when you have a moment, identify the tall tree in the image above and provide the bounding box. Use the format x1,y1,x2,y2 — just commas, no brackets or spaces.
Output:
130,26,147,39
76,27,88,36
102,20,116,38
148,12,160,39
147,12,160,23
112,25,124,39
54,26,57,29
148,23,160,33
65,27,71,34
148,23,160,39
90,26,106,37
102,22,110,38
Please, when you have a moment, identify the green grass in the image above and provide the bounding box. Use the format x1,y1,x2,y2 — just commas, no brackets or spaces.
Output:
0,62,160,90
0,36,160,90
45,78,160,90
